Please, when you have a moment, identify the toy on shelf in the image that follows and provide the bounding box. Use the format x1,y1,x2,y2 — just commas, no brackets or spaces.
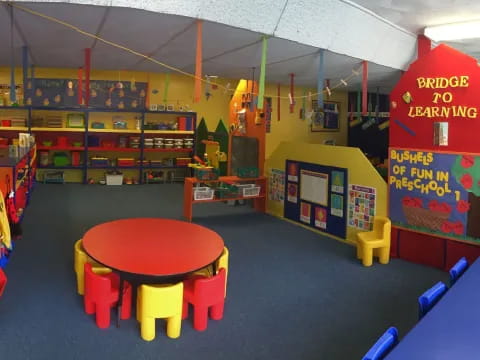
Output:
43,171,65,184
201,140,227,170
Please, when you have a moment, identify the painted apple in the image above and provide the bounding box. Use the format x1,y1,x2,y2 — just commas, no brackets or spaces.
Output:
460,155,475,168
460,173,473,189
456,200,470,213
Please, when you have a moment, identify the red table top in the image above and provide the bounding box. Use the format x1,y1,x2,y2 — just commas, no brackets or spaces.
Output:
82,218,224,277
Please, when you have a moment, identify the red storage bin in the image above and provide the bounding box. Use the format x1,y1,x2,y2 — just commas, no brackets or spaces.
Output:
0,138,8,146
72,151,81,166
57,136,68,147
1,120,11,127
101,140,115,148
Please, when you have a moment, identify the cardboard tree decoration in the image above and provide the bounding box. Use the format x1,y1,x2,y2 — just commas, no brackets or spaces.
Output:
195,117,209,157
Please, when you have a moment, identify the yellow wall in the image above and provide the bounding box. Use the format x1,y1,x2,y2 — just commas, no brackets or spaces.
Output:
265,142,387,244
264,84,348,159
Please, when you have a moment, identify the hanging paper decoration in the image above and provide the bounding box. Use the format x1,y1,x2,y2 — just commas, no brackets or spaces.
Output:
105,98,112,107
325,79,331,98
35,88,42,97
317,49,325,109
277,84,281,121
378,120,390,130
54,94,61,103
362,60,368,115
9,5,16,104
118,101,124,110
22,46,28,105
84,48,91,106
78,67,83,105
194,20,203,103
163,73,170,104
131,77,137,92
205,75,211,101
301,89,306,120
131,99,138,108
119,89,125,98
289,73,295,113
257,35,268,109
140,89,146,97
67,80,74,97
90,89,97,98
43,98,49,106
224,82,231,95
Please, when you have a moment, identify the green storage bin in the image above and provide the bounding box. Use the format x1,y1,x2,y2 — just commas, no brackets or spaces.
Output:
53,152,69,167
237,167,259,178
194,167,219,181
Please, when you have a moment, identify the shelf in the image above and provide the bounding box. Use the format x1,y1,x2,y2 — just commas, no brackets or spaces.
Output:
88,147,139,152
88,128,141,134
143,165,189,169
0,126,28,131
37,146,85,151
31,127,85,132
88,166,140,169
143,148,192,153
37,165,83,169
143,130,194,134
193,195,265,204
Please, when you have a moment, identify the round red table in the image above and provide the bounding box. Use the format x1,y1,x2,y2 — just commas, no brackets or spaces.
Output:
83,218,225,280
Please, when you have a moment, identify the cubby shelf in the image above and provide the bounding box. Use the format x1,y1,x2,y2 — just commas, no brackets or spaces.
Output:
88,128,141,134
143,130,194,135
0,126,28,131
31,127,85,132
37,165,83,170
37,146,85,151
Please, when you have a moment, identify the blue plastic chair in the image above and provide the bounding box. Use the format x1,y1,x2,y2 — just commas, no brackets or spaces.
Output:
449,257,468,286
362,327,398,360
418,281,448,320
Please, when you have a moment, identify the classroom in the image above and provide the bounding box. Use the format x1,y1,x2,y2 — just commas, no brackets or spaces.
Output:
0,1,479,359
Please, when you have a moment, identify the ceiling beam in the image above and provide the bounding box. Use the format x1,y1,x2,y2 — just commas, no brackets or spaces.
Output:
1,3,38,65
127,20,196,70
90,6,110,49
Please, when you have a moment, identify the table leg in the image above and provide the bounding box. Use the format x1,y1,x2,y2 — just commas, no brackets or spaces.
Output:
211,261,217,276
117,275,124,328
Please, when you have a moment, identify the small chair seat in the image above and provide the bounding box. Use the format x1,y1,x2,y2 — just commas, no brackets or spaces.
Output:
83,263,132,328
182,268,226,331
136,282,184,341
362,327,398,360
356,217,391,267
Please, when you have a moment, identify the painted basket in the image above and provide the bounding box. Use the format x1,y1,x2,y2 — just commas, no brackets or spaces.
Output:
402,205,450,231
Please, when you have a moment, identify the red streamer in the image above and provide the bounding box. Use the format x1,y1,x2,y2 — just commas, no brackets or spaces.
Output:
362,61,368,115
77,67,83,105
84,48,91,107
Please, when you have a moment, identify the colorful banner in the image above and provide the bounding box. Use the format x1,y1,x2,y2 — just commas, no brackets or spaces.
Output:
388,148,480,242
348,184,376,230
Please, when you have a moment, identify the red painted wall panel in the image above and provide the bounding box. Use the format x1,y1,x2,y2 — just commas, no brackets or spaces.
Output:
390,227,399,257
397,229,445,269
445,240,480,270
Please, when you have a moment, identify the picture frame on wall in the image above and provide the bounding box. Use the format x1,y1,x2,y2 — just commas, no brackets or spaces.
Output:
311,101,340,132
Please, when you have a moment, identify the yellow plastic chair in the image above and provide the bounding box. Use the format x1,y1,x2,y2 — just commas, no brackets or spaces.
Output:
356,217,391,267
136,282,184,341
74,239,102,295
194,246,229,295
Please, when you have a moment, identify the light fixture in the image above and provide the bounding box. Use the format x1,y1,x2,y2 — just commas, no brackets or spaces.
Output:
424,20,480,41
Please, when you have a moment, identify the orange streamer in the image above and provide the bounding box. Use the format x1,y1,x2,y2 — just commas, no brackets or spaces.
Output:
194,20,203,103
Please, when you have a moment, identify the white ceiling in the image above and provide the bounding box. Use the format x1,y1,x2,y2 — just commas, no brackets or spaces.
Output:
0,2,401,92
4,1,478,93
351,0,480,58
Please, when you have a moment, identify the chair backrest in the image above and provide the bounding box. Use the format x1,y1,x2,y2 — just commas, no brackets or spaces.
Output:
84,263,113,299
140,282,183,318
0,268,7,297
449,257,468,286
194,268,227,304
418,281,448,319
74,239,87,274
362,327,398,360
373,217,391,240
217,247,229,275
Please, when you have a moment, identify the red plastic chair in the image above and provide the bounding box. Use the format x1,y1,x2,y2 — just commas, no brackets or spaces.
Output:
182,268,226,331
0,268,7,297
83,263,132,328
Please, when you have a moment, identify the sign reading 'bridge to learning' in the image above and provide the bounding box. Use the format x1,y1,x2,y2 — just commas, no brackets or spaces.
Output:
389,148,480,243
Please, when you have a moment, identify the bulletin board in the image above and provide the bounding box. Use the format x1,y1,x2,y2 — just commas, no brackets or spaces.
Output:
284,160,348,239
24,78,147,110
389,147,480,244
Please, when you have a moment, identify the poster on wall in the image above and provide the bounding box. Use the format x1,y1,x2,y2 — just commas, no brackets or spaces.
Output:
284,160,348,239
348,184,376,230
268,168,285,202
287,183,298,203
388,148,480,244
300,170,328,206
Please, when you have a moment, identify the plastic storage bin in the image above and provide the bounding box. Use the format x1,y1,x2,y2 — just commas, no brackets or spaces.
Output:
193,187,215,201
106,172,123,185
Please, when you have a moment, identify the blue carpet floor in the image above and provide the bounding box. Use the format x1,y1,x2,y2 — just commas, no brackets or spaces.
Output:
0,184,447,359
